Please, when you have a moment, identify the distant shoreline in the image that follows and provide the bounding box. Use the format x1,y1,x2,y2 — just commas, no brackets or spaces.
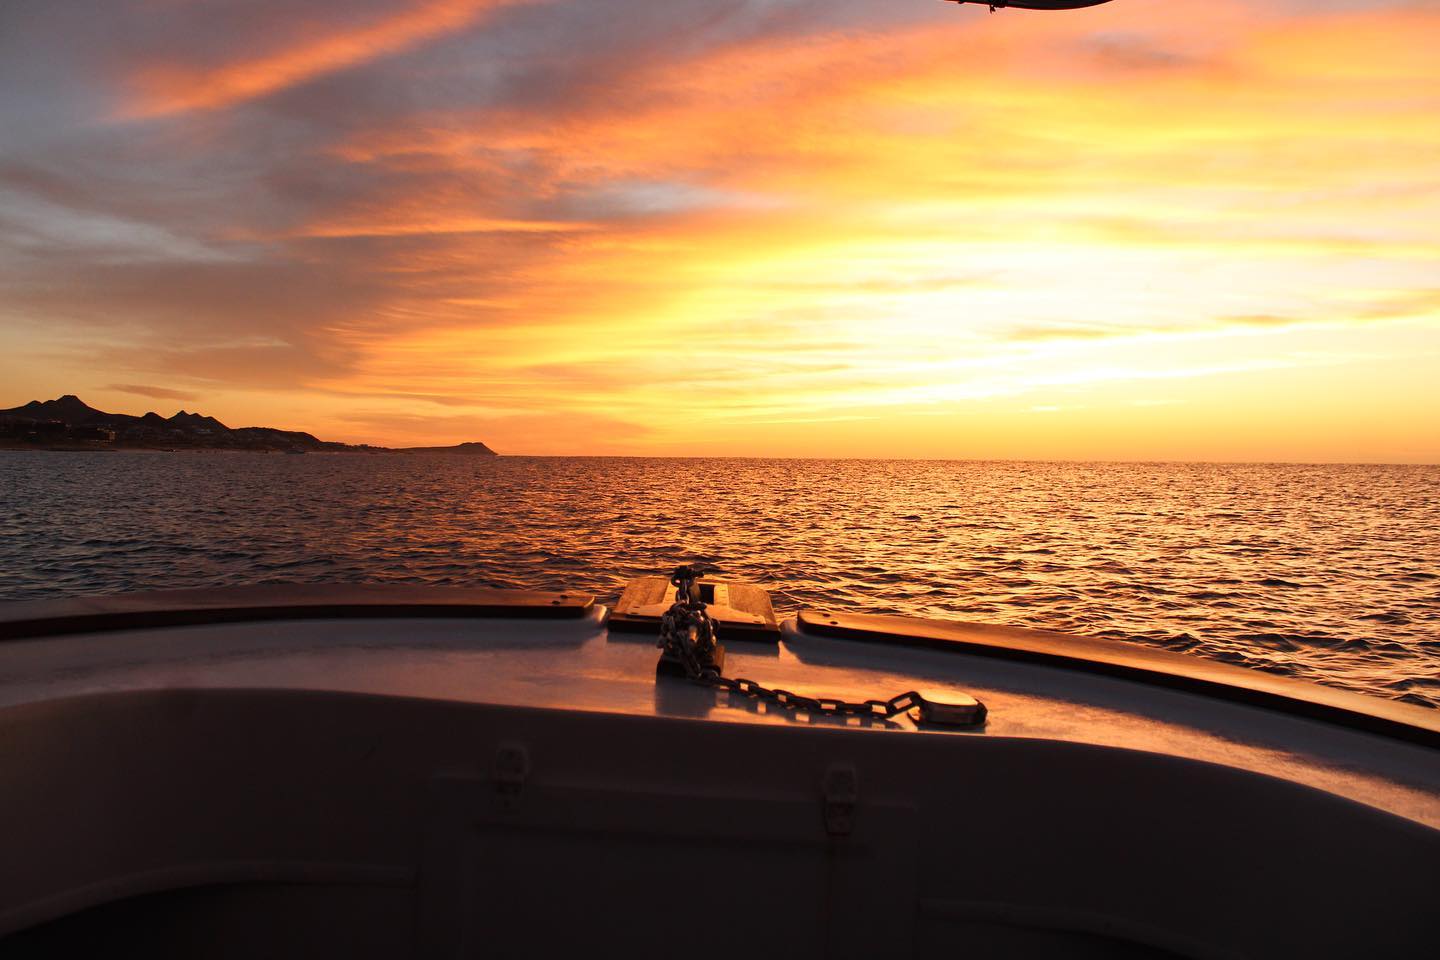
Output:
2,444,1435,467
0,443,495,455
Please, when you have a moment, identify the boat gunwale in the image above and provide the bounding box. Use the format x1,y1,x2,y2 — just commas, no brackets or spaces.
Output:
0,584,595,642
794,609,1440,750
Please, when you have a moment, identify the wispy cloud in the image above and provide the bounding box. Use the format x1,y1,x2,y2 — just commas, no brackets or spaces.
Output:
118,0,534,119
102,383,200,402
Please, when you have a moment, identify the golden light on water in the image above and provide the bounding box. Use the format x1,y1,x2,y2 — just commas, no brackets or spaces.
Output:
1,0,1436,459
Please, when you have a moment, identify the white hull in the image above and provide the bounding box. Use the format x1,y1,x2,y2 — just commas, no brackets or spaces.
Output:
1,585,1435,957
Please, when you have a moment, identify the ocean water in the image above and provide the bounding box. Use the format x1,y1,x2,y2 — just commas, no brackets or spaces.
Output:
2,451,1436,708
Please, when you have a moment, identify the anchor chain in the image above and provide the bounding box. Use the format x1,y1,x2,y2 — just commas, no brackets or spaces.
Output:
706,674,929,721
656,564,985,725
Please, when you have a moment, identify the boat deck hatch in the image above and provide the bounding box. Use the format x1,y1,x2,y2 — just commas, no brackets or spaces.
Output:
609,575,780,641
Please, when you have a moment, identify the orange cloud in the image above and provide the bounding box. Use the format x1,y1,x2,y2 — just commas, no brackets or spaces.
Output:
298,217,594,238
120,0,531,119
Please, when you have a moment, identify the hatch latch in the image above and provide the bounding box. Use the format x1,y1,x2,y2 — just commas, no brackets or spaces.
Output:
822,763,858,837
493,743,529,812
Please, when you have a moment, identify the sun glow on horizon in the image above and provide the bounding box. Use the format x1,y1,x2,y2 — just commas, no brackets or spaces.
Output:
1,0,1437,461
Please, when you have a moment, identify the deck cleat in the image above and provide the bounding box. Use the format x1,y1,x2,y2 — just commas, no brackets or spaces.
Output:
913,690,988,728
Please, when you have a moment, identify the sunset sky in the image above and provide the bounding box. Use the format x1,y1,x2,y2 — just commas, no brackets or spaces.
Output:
1,0,1436,460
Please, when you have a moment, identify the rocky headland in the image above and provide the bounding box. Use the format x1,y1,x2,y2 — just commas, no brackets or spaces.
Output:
0,396,498,455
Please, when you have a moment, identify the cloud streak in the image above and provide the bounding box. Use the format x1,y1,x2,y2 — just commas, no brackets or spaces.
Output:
103,383,201,402
118,0,534,119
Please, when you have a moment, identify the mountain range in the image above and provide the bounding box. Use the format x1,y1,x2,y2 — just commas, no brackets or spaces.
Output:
0,395,497,455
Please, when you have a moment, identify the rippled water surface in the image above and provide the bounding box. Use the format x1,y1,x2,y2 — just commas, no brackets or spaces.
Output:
2,452,1437,707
